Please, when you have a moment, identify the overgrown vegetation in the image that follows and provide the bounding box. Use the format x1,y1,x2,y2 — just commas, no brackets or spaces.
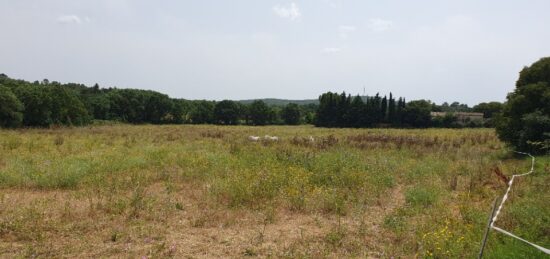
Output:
0,125,547,257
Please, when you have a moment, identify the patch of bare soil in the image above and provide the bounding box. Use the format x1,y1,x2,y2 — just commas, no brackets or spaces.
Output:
0,184,406,258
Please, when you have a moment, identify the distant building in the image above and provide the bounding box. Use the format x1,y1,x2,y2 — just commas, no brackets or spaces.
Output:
430,112,484,124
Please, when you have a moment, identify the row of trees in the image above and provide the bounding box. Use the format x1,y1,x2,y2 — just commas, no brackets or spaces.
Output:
0,74,316,128
316,92,411,127
315,92,494,128
0,73,502,130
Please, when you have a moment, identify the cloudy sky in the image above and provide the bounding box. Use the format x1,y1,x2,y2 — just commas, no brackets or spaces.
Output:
1,0,549,105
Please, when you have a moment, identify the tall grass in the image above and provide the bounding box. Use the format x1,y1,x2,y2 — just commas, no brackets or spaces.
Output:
0,125,548,257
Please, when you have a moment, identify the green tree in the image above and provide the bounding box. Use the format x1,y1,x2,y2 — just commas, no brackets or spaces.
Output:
248,100,271,125
171,99,193,124
281,103,302,125
214,100,240,125
381,95,388,122
86,93,111,120
388,93,396,123
403,100,432,127
473,102,503,118
47,83,90,125
347,95,365,128
496,57,550,153
0,85,24,128
316,92,340,127
516,57,550,87
190,100,215,124
12,84,52,127
337,92,351,126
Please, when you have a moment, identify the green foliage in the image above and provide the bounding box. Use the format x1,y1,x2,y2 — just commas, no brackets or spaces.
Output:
516,57,550,87
473,102,503,119
315,91,441,128
214,100,240,125
47,83,90,126
248,100,271,125
403,100,432,128
281,103,302,125
11,84,53,127
497,57,550,154
190,100,215,124
436,101,473,113
0,85,24,128
432,113,459,128
0,73,501,130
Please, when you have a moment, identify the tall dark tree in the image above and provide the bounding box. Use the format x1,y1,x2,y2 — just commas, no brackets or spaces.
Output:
363,95,379,126
316,92,340,127
347,95,365,127
388,93,396,123
336,92,351,126
496,57,550,153
381,95,388,123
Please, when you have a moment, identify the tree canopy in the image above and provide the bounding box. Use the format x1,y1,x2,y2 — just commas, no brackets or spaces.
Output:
0,85,24,128
281,103,302,125
248,100,271,126
496,57,550,153
214,100,240,125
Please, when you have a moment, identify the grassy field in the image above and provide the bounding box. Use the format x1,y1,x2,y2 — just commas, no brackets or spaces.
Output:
0,125,548,258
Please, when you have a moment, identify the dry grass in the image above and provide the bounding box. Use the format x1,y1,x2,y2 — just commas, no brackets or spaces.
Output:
0,125,548,258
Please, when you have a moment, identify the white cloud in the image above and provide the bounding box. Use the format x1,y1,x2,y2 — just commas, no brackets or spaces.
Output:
322,47,342,53
368,18,393,32
56,15,82,24
339,25,356,39
273,3,301,21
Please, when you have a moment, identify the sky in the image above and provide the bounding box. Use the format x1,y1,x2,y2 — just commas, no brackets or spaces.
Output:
1,0,549,105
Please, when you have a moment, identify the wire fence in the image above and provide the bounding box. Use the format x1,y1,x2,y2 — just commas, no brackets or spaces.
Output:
486,152,550,255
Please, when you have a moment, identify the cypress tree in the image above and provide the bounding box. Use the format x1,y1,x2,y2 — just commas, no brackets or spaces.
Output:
388,92,396,124
381,95,388,123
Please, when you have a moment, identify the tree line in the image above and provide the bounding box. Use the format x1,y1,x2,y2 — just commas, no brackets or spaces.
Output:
1,73,501,129
0,74,317,128
315,92,501,128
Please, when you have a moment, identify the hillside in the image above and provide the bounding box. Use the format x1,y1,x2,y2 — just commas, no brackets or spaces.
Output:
236,98,319,106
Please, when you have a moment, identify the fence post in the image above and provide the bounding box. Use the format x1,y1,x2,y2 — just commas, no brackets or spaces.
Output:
478,197,499,259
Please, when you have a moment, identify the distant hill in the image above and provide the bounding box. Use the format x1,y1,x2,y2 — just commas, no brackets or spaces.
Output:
237,96,375,106
236,98,319,106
